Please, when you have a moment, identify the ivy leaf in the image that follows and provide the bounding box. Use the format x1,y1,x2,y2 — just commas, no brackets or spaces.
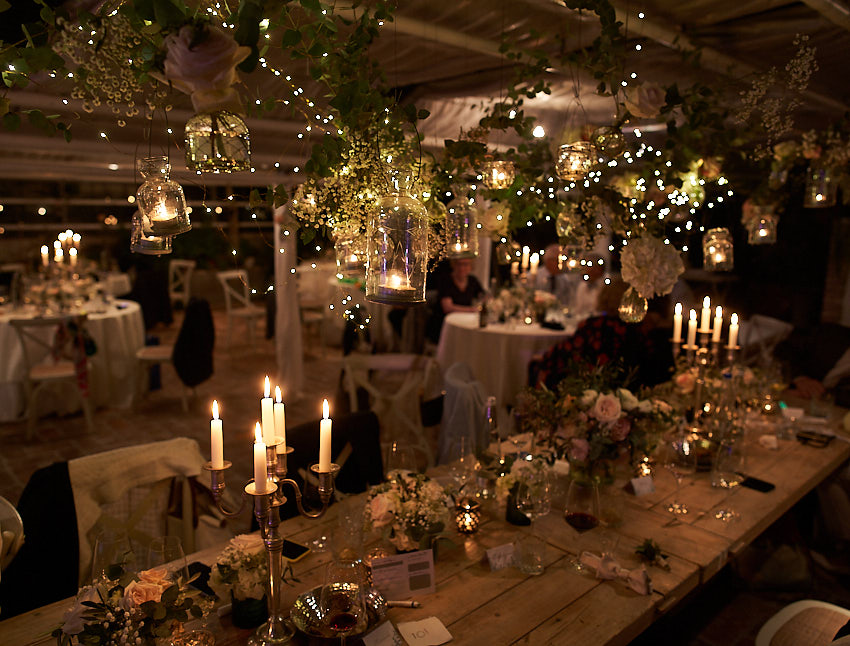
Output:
281,29,301,48
152,0,186,30
301,0,322,15
0,0,10,12
0,97,8,116
3,112,20,132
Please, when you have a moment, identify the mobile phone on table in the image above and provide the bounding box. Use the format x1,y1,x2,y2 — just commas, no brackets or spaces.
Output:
738,475,775,492
282,539,311,562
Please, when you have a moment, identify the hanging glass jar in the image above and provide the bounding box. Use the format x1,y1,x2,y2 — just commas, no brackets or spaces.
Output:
803,166,838,208
591,126,625,161
702,227,734,271
334,225,366,278
495,239,519,265
445,193,478,259
481,159,516,190
555,142,593,182
618,286,648,323
366,171,428,305
746,210,779,245
556,202,582,239
184,111,251,173
130,211,172,255
135,156,191,236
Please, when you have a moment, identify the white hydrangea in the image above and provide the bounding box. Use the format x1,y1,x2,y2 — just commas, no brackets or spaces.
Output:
620,235,684,298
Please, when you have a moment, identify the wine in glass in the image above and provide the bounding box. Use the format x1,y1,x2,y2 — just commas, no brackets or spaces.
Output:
563,479,601,571
320,559,368,645
514,471,551,575
665,431,697,515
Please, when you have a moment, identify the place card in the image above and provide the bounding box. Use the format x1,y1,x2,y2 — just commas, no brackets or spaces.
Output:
486,543,515,571
370,549,435,598
363,620,405,646
397,617,452,646
552,459,571,476
630,475,655,497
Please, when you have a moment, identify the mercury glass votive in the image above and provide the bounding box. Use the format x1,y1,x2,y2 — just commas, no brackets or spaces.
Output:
591,126,625,161
135,156,191,236
481,159,516,190
618,286,648,323
184,111,251,174
555,142,593,182
455,497,481,534
702,227,734,271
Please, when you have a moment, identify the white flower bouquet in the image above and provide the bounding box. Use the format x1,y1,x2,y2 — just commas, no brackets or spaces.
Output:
208,534,268,602
620,235,684,298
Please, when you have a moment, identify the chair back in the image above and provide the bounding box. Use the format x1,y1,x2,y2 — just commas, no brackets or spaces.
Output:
168,259,196,308
437,362,488,465
216,269,252,312
9,315,90,377
173,298,215,387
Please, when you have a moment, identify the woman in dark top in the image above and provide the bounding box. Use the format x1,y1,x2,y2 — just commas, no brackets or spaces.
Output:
426,258,484,342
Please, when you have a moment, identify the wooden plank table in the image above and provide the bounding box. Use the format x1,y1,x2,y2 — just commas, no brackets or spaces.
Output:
2,421,848,646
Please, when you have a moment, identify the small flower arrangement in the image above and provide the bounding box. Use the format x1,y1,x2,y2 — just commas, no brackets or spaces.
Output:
208,534,269,602
53,566,203,646
495,454,552,504
364,472,452,552
619,234,684,299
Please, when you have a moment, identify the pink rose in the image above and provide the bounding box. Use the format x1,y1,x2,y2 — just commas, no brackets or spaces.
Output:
138,567,170,585
590,393,622,424
368,494,395,528
569,438,590,462
674,371,696,394
610,417,631,442
624,83,666,119
123,580,164,608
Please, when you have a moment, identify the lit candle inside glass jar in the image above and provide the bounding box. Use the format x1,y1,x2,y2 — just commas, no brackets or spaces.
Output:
455,497,481,534
151,202,174,222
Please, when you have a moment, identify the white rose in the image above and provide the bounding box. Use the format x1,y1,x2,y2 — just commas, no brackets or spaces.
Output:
368,494,396,528
625,82,666,119
590,393,622,424
617,388,639,411
231,533,264,554
580,389,599,407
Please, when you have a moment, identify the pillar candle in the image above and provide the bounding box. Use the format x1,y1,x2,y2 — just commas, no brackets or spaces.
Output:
687,309,697,346
274,386,286,454
673,303,683,343
700,296,711,331
712,306,723,343
521,246,530,273
210,400,223,469
40,245,49,267
55,248,64,263
253,422,267,493
69,247,78,267
261,376,275,445
529,252,540,275
319,399,332,472
728,313,739,349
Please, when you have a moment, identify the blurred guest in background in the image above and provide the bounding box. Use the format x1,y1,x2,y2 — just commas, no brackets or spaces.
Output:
533,243,575,306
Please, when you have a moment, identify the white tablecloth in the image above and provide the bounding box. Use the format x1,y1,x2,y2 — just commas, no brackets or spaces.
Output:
435,312,577,405
0,300,145,421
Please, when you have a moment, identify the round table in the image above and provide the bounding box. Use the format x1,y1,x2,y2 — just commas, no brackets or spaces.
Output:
0,300,145,421
435,312,578,405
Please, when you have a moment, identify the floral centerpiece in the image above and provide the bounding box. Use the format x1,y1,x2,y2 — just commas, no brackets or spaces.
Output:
53,566,204,645
364,472,452,552
495,454,553,505
208,534,268,603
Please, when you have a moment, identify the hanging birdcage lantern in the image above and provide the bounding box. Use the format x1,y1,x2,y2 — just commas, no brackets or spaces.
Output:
184,111,251,173
555,142,593,182
135,156,191,236
618,286,648,323
130,211,172,255
591,126,625,161
445,193,479,259
481,159,516,190
366,170,428,305
702,227,734,271
803,166,838,208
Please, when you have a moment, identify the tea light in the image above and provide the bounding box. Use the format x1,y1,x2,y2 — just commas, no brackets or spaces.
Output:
455,497,481,534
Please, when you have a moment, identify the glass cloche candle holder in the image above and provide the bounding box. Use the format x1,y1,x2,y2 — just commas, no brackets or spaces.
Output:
136,156,191,236
702,227,734,271
130,211,172,255
334,226,366,278
366,171,428,305
184,111,251,174
803,166,838,208
445,193,479,259
555,142,593,182
481,159,516,190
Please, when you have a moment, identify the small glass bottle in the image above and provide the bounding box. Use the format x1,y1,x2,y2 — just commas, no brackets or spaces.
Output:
136,156,191,237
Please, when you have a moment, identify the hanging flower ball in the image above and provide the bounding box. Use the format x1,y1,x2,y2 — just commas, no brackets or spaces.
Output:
620,235,684,298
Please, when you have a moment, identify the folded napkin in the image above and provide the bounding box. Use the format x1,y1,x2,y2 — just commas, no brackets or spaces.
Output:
579,551,653,595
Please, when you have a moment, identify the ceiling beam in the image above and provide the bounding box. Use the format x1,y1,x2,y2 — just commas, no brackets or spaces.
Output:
800,0,850,31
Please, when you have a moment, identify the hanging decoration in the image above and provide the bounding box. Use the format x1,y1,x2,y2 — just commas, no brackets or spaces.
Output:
803,166,838,208
555,142,594,183
702,228,734,271
555,202,582,239
445,192,479,259
365,170,428,305
334,225,367,278
185,111,251,173
591,126,626,161
481,159,516,190
130,211,172,255
135,156,191,236
618,286,648,323
742,202,779,245
561,241,586,272
495,240,520,265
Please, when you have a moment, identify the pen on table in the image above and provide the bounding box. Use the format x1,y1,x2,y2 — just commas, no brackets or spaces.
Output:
387,600,421,608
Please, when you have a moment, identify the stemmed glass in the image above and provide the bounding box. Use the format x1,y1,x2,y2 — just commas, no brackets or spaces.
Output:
320,559,369,645
665,430,697,515
146,536,189,582
385,441,417,480
91,531,136,583
514,470,551,575
448,437,475,494
563,478,601,571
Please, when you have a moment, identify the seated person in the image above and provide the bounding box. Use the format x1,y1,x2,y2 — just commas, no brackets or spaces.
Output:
571,252,606,316
425,258,484,343
774,322,850,401
533,243,575,306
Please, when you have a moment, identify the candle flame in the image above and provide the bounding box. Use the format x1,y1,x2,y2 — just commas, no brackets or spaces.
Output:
275,385,282,403
674,302,682,316
322,398,329,419
254,422,263,444
689,309,697,321
703,295,710,309
715,305,722,317
212,400,219,420
264,376,270,398
731,312,739,325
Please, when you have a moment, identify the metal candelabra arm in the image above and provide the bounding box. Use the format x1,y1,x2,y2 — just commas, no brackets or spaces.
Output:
203,461,248,518
279,463,341,519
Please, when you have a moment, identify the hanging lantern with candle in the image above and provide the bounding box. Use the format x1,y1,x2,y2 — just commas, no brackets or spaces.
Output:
366,170,428,305
555,202,582,239
745,204,779,245
130,211,172,255
481,159,516,190
590,126,625,161
185,111,251,174
136,156,191,236
334,225,366,278
445,191,479,259
803,166,838,208
455,497,481,534
702,227,734,271
618,286,648,323
495,239,520,265
555,141,593,183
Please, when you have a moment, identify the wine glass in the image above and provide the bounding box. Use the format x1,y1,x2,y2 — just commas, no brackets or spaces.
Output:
563,479,600,571
320,559,368,645
146,536,189,583
665,430,697,515
448,437,475,494
514,471,551,575
385,441,417,480
91,531,136,583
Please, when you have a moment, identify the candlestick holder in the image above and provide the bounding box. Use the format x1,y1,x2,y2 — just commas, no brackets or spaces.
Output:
725,345,740,365
204,447,340,645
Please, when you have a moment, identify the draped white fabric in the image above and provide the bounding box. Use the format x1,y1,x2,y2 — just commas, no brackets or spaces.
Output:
274,208,305,397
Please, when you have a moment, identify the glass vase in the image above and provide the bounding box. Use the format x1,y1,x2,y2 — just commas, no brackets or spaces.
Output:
334,226,366,279
481,159,515,190
136,156,191,236
445,193,478,259
184,111,251,174
702,227,734,271
365,171,428,305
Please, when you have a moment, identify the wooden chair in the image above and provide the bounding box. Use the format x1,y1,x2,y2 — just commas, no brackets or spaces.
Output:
9,315,95,438
296,269,331,356
168,259,196,309
216,269,264,348
756,599,850,646
135,343,190,412
341,353,440,470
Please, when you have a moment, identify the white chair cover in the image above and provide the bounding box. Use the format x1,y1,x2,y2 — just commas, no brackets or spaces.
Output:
437,362,487,465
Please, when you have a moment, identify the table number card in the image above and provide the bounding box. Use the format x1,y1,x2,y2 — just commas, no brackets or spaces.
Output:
397,617,452,646
630,475,655,497
370,549,436,598
486,543,516,571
